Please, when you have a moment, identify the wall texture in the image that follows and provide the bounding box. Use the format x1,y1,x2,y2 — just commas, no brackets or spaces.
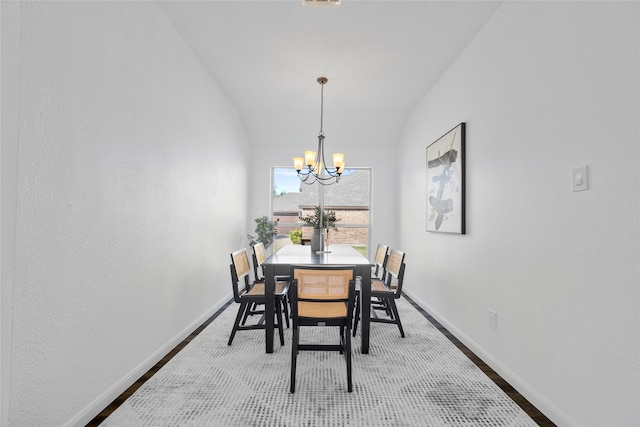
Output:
2,2,250,425
398,2,639,426
1,3,21,426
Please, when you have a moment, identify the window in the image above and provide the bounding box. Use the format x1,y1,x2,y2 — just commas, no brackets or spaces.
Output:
271,167,371,256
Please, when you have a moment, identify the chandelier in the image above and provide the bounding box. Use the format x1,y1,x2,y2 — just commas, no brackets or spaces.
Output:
293,77,345,186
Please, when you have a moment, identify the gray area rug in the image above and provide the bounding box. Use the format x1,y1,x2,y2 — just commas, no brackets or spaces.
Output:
102,297,537,426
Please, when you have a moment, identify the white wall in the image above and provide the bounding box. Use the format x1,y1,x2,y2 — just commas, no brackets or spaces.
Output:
398,2,639,426
1,2,21,426
1,2,250,425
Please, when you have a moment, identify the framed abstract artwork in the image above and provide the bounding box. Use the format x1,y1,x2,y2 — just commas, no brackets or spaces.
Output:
426,122,465,234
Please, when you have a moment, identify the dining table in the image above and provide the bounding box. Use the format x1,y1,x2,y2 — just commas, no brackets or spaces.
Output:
262,244,374,354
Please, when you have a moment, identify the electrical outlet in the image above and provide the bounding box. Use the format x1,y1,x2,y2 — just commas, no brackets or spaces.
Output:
489,310,497,329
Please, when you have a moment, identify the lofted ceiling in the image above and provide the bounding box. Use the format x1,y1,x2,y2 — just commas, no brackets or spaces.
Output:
158,0,502,151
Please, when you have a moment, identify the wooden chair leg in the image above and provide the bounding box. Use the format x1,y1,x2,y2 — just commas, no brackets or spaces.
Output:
276,300,285,346
345,328,352,392
290,327,299,393
241,302,265,325
228,302,248,345
352,295,360,337
240,302,252,325
282,296,290,328
389,298,405,338
384,299,393,317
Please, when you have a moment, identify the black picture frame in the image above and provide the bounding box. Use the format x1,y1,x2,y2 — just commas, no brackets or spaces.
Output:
426,122,465,234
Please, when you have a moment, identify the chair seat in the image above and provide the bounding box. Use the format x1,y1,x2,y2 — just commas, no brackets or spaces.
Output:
371,279,391,293
243,281,288,297
299,301,347,318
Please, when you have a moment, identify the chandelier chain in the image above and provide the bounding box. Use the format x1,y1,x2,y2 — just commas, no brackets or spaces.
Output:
319,82,324,135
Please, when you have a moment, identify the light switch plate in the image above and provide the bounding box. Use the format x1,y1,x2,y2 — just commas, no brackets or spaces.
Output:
572,165,588,192
489,310,497,329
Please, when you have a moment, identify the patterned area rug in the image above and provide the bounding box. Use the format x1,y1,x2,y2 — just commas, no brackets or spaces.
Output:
102,297,537,426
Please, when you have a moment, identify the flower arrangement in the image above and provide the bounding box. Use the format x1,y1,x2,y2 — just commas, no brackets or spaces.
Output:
299,206,340,231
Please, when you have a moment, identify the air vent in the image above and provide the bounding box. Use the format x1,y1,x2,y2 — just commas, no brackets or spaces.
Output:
302,0,342,6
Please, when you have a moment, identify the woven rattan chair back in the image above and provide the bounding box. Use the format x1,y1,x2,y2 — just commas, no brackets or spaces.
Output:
372,244,389,279
231,249,252,301
385,249,405,292
252,242,267,282
293,268,353,302
254,242,267,266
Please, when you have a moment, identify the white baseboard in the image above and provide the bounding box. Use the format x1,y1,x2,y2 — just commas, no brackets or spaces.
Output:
402,289,573,427
65,295,232,427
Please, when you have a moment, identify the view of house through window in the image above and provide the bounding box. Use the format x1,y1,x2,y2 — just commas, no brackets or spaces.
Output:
271,167,371,257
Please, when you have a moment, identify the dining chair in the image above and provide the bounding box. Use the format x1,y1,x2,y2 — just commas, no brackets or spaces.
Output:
353,249,406,338
228,248,288,346
251,242,290,328
289,265,357,393
352,243,388,335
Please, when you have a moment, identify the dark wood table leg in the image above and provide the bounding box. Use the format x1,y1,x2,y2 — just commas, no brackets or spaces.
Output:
264,265,275,354
360,267,371,354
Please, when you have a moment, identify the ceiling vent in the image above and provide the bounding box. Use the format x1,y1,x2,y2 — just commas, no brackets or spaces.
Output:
302,0,342,6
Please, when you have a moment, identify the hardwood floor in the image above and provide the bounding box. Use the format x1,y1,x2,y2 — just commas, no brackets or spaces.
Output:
404,296,555,427
88,297,554,426
86,300,232,426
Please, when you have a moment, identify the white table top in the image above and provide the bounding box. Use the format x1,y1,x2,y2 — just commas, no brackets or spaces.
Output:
263,244,372,267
